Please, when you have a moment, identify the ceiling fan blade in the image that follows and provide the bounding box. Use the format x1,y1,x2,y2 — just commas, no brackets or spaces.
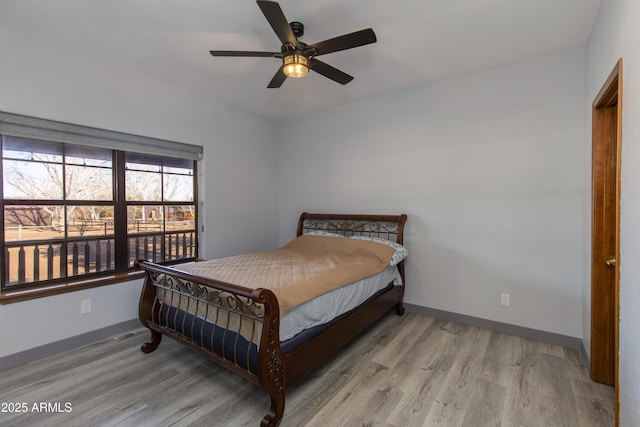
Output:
267,66,288,88
306,28,376,56
308,58,354,85
210,50,280,58
257,1,297,47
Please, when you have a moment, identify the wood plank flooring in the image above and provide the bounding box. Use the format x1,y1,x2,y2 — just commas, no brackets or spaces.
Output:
0,313,614,426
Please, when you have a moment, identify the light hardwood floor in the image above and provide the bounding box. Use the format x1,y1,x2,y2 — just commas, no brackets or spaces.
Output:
0,313,614,427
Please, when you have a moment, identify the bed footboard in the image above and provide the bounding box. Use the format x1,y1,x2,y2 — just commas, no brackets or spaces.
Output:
136,260,286,426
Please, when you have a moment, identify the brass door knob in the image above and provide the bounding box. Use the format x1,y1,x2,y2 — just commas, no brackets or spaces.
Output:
605,256,616,266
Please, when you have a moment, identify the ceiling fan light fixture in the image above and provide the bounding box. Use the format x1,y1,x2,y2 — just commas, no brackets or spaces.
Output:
283,53,309,78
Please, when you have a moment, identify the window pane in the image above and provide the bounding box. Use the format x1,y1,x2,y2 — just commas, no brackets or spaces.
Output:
127,205,163,234
5,242,65,285
125,153,161,172
164,173,194,201
163,157,193,173
128,234,164,266
66,239,115,277
126,170,162,201
165,205,196,231
65,145,112,166
67,206,114,237
2,136,63,162
163,166,193,175
3,160,64,199
66,165,113,200
4,206,64,242
165,231,196,262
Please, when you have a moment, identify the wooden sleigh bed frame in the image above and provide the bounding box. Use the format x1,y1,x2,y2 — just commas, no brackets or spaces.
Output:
136,212,407,426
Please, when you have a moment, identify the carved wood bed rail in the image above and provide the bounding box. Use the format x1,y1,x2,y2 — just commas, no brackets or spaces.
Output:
137,212,407,426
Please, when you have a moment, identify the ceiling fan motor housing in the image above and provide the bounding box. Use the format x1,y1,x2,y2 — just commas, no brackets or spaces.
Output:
290,21,304,38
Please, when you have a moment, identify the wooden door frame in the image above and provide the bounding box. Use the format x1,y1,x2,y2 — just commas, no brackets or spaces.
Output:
591,58,622,425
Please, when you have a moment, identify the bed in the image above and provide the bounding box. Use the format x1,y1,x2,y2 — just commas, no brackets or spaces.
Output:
136,212,407,426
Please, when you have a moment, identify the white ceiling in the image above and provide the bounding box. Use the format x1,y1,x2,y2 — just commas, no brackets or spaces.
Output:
1,0,601,119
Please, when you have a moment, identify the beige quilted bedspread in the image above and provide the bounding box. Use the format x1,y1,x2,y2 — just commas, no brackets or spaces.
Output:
174,234,395,317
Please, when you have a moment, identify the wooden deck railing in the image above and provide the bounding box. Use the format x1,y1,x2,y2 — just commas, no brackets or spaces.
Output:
4,230,196,287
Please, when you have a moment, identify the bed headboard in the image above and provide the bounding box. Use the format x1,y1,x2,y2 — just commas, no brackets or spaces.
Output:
296,212,407,245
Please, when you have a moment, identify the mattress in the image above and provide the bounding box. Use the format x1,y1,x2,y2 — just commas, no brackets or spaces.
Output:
158,266,401,371
172,235,396,318
280,264,401,341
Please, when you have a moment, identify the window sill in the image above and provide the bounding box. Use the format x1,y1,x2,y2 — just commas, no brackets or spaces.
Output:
0,271,145,304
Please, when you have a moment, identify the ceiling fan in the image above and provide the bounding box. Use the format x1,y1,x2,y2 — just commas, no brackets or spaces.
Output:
210,0,377,88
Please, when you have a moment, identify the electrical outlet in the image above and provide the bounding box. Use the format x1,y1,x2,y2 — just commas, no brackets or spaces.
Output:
81,299,92,314
500,293,511,307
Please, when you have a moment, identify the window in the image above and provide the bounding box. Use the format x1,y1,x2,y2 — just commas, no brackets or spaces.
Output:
0,113,201,295
124,153,197,266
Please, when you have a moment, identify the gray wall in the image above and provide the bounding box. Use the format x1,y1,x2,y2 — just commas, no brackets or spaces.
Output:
277,48,587,339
